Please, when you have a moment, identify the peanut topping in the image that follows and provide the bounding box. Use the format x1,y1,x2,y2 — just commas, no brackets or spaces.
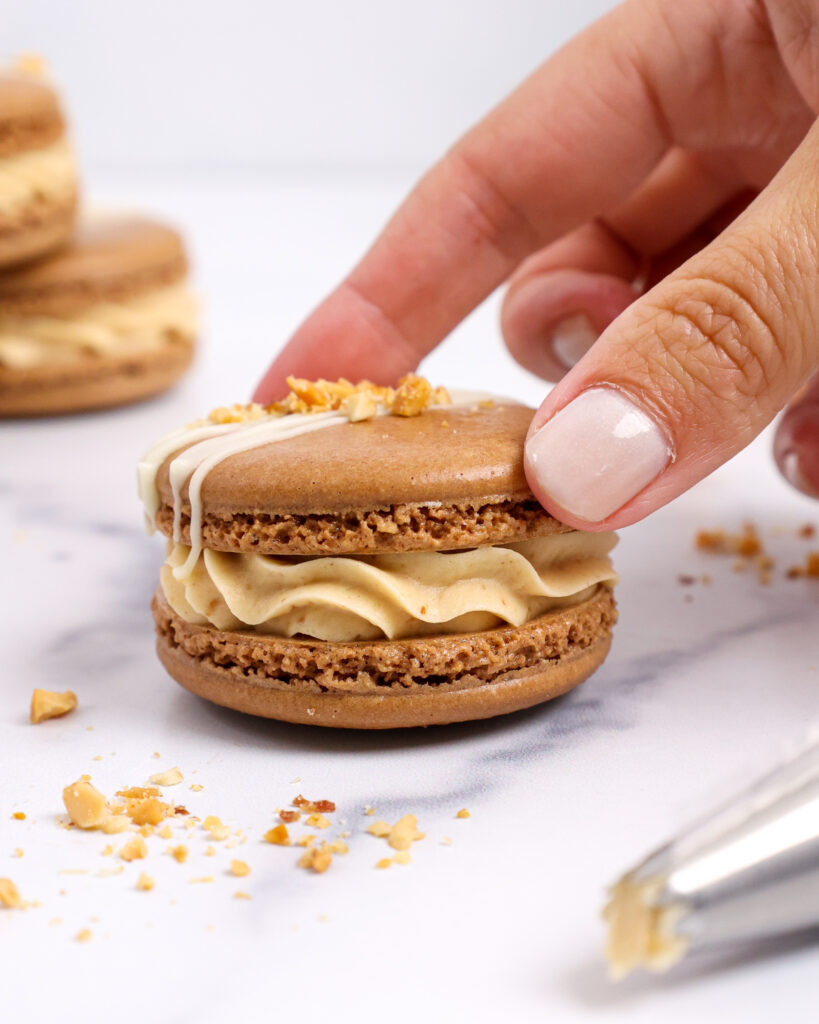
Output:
297,844,333,873
264,825,290,846
119,837,148,862
230,860,250,877
136,873,154,892
0,878,22,908
62,780,109,829
202,375,450,426
367,814,425,851
148,767,183,787
293,795,336,814
30,689,77,724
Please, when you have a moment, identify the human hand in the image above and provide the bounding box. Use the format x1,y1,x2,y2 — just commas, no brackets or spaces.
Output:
255,0,819,529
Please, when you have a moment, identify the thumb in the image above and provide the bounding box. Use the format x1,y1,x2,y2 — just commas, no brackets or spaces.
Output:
523,121,819,530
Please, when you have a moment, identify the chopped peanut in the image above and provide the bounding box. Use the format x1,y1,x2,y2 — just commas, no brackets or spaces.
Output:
264,825,290,846
62,780,109,829
30,689,77,724
148,767,183,787
456,808,471,819
298,845,332,874
136,873,154,892
119,837,148,862
203,815,230,841
0,879,22,908
230,860,250,877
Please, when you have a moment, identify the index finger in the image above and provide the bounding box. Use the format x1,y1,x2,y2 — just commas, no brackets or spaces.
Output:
254,1,695,400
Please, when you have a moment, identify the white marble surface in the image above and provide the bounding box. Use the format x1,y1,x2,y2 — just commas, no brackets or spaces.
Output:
1,177,818,1022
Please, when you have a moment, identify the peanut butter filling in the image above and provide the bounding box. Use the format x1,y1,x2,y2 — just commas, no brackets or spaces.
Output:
0,284,197,369
0,136,75,211
160,532,618,642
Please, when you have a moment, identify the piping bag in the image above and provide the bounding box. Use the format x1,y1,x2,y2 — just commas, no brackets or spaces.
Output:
603,733,819,978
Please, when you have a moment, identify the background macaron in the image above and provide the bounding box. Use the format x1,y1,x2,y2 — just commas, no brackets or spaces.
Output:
146,397,618,728
0,214,198,416
0,67,78,268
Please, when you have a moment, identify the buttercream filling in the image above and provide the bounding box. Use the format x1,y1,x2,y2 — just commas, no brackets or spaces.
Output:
0,284,198,369
0,137,76,211
160,532,618,642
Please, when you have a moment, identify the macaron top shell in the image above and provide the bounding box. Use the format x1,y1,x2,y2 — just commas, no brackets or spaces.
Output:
0,73,65,158
0,216,188,315
157,404,542,517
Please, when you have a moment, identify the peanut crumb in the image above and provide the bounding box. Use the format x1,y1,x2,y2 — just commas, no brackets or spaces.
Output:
234,891,252,900
279,810,300,824
366,820,391,838
205,845,216,857
101,845,113,857
189,784,204,792
75,928,92,943
264,825,290,846
136,873,154,892
170,845,188,864
129,798,171,827
12,812,25,821
293,795,335,814
375,858,392,870
298,845,332,873
100,814,130,835
148,767,183,787
119,837,148,862
190,876,215,884
12,848,23,858
393,851,412,865
62,780,109,829
364,806,375,816
30,689,77,724
0,878,22,908
305,813,331,830
230,860,250,877
456,808,470,819
159,824,173,840
203,815,230,840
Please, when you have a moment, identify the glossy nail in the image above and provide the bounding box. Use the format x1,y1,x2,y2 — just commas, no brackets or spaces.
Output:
525,388,672,522
551,313,597,369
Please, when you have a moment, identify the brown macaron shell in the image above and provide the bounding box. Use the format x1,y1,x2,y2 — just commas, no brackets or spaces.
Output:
0,216,188,316
0,73,65,158
154,404,568,555
0,72,77,267
0,216,194,416
153,585,616,729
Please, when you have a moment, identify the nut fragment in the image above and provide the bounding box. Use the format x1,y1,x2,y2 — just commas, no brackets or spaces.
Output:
456,808,471,819
0,879,22,908
367,814,424,851
293,795,336,814
129,798,171,827
230,860,250,877
75,928,92,943
100,814,130,835
305,813,331,830
119,837,148,862
170,845,189,864
297,845,333,873
136,873,154,892
148,767,183,787
203,815,230,840
392,374,432,417
30,689,77,724
63,780,109,829
264,825,290,846
343,391,378,422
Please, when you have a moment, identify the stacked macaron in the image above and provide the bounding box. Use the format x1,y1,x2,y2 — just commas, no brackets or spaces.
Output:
0,64,77,268
139,377,618,729
0,59,197,415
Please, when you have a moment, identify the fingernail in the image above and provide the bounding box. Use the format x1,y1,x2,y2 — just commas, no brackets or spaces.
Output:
525,388,672,522
551,314,597,369
781,450,819,498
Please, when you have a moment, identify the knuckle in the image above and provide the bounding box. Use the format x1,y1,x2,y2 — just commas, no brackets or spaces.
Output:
442,145,541,263
637,258,792,425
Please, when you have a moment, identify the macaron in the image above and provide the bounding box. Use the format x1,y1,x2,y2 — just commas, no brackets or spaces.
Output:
139,377,618,729
0,215,197,416
0,67,78,268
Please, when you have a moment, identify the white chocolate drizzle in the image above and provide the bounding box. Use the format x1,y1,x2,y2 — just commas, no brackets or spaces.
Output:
137,390,510,581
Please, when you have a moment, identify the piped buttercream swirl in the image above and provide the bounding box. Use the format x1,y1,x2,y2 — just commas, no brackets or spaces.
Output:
160,532,618,642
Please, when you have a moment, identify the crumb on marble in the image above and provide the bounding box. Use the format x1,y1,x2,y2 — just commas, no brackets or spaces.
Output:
30,689,77,724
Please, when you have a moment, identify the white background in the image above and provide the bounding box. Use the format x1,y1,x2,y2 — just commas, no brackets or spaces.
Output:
6,0,616,175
